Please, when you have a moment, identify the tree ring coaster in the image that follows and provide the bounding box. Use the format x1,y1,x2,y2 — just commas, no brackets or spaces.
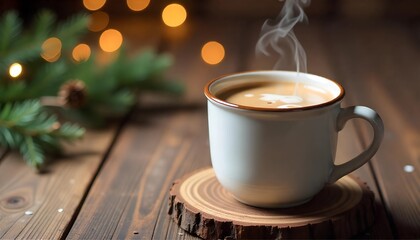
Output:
168,168,375,239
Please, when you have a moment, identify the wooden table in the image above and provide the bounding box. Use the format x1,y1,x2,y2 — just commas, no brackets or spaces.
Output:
0,15,419,239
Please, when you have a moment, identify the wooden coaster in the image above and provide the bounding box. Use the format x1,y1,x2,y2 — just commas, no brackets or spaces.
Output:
168,168,375,239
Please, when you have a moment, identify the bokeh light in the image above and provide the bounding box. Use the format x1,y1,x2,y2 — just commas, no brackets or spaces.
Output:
9,63,22,78
83,0,106,11
201,41,225,65
99,29,123,52
404,165,414,173
162,3,187,27
88,11,109,32
41,37,62,62
127,0,150,11
72,43,91,62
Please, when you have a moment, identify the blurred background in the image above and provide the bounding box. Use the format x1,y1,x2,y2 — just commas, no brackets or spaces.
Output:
0,1,419,238
3,0,420,21
2,0,420,104
0,0,420,103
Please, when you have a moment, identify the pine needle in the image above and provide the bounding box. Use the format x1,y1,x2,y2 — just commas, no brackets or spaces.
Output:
0,100,85,169
22,136,44,168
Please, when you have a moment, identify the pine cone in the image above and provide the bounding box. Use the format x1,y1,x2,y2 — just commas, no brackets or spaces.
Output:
59,80,87,108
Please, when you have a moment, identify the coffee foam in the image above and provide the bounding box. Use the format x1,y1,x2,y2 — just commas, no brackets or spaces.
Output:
219,81,335,109
260,94,303,103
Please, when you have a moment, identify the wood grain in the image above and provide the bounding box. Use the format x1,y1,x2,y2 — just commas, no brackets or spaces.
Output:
321,21,420,239
169,168,375,239
297,22,395,238
66,107,210,239
0,128,117,239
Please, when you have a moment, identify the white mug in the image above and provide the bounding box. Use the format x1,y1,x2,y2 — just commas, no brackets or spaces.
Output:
204,71,384,208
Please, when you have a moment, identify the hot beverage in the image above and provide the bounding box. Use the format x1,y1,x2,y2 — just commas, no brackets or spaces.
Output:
204,71,384,208
218,81,335,109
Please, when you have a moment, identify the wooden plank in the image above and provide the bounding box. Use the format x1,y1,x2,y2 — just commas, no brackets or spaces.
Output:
321,21,420,239
297,22,395,239
66,107,209,239
66,19,246,239
0,128,116,239
152,109,210,240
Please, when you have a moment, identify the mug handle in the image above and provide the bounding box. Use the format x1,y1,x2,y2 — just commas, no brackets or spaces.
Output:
328,106,384,183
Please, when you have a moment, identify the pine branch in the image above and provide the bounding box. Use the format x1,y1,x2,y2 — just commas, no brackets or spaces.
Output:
22,136,44,168
52,122,85,140
0,100,85,169
0,10,183,169
62,48,183,126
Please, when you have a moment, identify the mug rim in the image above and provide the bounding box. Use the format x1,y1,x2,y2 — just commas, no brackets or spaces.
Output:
204,70,345,112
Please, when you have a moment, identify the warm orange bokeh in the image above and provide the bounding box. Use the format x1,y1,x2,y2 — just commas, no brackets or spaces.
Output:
99,29,123,52
41,37,62,62
83,0,106,11
162,4,187,27
127,0,150,11
201,41,225,65
72,43,91,62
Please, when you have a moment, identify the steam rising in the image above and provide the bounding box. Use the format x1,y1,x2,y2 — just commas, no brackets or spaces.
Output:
256,0,310,72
